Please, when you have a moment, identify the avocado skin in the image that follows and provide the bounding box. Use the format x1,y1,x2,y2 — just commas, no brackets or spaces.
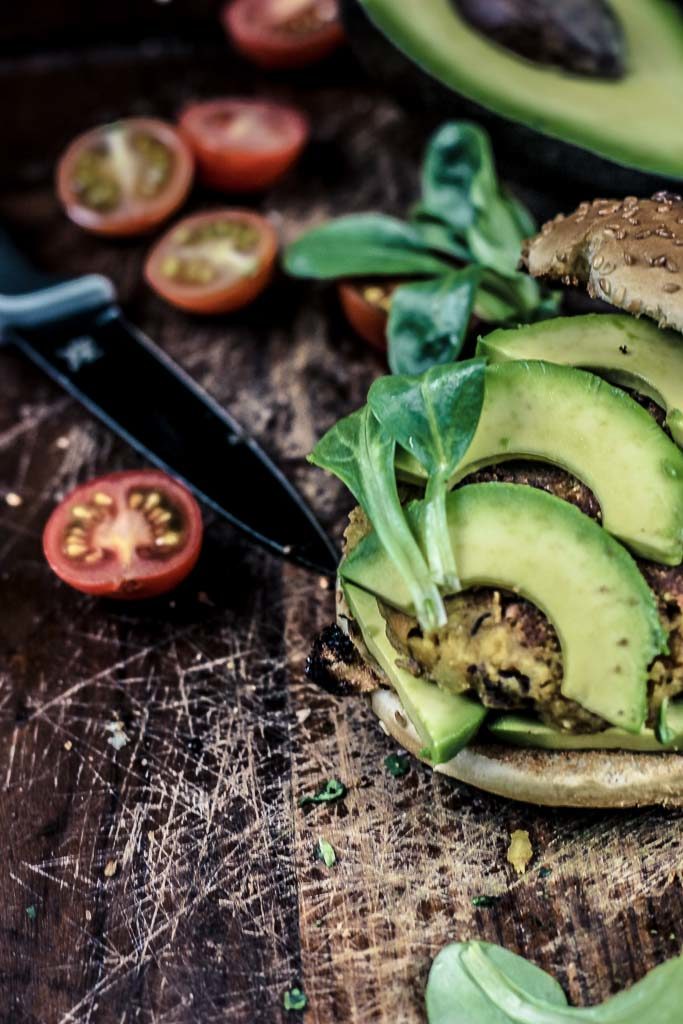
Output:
489,710,683,751
340,0,676,195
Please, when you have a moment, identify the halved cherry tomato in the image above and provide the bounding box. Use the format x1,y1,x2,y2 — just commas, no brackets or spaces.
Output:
43,470,203,600
178,98,309,193
223,0,345,69
56,117,194,237
145,209,278,314
338,279,400,352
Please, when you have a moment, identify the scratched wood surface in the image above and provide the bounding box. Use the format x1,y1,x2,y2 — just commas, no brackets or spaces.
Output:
1,12,683,1024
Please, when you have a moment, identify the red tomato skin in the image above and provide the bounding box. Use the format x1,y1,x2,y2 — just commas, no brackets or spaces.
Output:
338,282,389,353
56,118,195,238
43,470,203,599
223,0,345,70
144,209,278,315
178,100,309,193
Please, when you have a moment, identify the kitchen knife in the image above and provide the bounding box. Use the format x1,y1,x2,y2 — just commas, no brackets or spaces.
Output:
0,224,338,575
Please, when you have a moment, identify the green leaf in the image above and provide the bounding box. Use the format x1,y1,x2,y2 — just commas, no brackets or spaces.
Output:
505,191,537,239
411,212,472,262
315,837,337,868
309,405,446,631
425,941,683,1023
473,284,520,324
282,214,454,280
369,359,485,587
418,122,517,268
299,778,347,806
416,121,559,325
478,269,560,324
468,199,528,280
419,122,496,235
387,268,481,376
283,987,308,1012
426,943,567,1024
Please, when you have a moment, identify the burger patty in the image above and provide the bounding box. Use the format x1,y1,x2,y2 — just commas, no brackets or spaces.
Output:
344,456,683,733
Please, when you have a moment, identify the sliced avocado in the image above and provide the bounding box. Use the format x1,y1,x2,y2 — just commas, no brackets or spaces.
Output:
342,582,486,762
478,314,683,447
395,360,683,564
488,705,683,752
340,484,667,731
359,0,683,180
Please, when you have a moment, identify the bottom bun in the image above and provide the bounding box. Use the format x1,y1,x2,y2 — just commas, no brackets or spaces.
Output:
372,689,683,809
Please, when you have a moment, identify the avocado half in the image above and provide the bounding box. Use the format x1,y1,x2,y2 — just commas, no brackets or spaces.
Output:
342,0,683,192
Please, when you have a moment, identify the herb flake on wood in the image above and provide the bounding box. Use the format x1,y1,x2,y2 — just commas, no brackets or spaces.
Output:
472,895,500,908
384,752,410,777
283,986,308,1011
315,837,337,868
299,778,347,806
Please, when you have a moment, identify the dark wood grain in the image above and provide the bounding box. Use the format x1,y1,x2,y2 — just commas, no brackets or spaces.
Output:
1,21,683,1024
0,1,223,51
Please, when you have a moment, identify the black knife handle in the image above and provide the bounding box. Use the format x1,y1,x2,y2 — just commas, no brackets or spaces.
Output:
0,274,114,333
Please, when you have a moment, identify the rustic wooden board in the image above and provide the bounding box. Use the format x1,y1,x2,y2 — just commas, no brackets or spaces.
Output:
1,27,683,1024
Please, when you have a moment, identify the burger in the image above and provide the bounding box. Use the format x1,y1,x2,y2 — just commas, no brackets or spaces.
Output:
307,193,683,808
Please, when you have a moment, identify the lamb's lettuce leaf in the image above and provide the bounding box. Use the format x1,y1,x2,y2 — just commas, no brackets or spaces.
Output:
426,941,683,1024
368,360,485,588
386,268,480,375
283,213,454,280
309,405,446,632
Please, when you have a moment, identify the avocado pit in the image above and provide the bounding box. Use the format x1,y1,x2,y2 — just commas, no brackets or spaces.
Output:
453,0,626,78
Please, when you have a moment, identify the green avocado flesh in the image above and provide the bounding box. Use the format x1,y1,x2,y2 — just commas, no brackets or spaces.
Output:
478,314,683,448
342,582,486,762
360,0,683,178
395,360,683,565
340,484,667,731
489,707,683,752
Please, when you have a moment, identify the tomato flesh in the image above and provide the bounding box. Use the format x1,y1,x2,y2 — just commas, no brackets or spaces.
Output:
145,209,278,314
178,99,309,193
43,470,203,599
223,0,345,69
338,279,401,352
56,118,194,237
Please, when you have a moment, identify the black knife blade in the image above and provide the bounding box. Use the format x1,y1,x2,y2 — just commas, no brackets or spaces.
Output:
0,226,338,576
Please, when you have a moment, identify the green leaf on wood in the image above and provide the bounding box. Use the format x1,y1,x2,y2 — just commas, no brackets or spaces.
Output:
387,268,481,375
384,753,410,777
283,213,454,280
315,837,337,868
299,778,347,806
283,986,308,1012
426,941,683,1023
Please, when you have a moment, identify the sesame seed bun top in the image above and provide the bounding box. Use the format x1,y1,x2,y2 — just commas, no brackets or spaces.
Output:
521,192,683,332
